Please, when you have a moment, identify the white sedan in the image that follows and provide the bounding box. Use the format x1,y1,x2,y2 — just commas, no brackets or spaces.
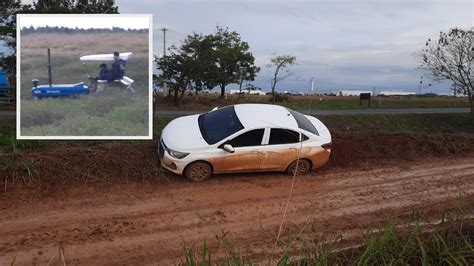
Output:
159,104,332,181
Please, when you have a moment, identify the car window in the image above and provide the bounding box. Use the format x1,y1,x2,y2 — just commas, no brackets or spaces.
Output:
227,129,264,147
198,106,244,145
302,134,309,141
286,108,319,136
269,128,300,145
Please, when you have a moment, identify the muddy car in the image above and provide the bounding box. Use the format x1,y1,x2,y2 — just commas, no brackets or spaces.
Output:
159,104,332,181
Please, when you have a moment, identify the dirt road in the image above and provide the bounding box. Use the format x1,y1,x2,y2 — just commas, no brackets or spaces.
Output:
1,157,473,265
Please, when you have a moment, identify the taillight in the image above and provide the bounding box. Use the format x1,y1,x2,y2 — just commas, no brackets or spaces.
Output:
322,143,332,150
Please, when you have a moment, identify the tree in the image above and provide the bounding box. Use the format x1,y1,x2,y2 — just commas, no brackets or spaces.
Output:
156,33,212,107
32,0,118,13
0,1,25,99
209,26,258,99
155,50,192,107
236,63,260,102
181,33,217,101
419,28,473,116
0,0,118,100
267,55,297,104
156,27,259,104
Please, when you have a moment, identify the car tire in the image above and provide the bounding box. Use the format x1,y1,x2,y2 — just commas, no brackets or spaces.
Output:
286,159,311,176
184,161,212,182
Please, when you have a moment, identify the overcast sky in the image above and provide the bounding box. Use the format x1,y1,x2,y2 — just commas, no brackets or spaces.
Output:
9,0,474,93
116,0,472,93
19,14,149,30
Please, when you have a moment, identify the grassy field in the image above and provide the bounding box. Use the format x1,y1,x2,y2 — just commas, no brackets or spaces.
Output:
155,93,470,110
19,31,149,136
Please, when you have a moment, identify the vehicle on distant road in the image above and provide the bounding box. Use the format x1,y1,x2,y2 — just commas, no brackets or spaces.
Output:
159,104,332,181
0,71,10,98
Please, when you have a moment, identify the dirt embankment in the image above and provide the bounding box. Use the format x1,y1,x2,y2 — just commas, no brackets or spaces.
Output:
2,131,473,187
0,157,473,264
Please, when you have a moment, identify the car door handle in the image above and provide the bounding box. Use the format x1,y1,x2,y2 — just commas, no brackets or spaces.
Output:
251,149,261,153
289,147,299,151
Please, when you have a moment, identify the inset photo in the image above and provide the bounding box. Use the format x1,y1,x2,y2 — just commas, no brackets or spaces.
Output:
17,14,152,139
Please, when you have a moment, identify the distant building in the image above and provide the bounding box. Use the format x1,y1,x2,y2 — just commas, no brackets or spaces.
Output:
379,91,416,96
437,92,468,97
338,90,373,96
229,89,266,95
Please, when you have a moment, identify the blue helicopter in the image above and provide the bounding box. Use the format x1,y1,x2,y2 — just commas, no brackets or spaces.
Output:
31,49,134,99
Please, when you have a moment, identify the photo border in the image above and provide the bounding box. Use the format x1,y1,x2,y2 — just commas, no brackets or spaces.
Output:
16,14,153,140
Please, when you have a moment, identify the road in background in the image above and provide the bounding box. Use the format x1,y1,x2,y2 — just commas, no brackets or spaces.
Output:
156,107,471,117
1,108,470,117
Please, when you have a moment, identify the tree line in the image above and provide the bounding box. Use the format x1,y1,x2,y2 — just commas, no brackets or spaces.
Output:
21,26,147,35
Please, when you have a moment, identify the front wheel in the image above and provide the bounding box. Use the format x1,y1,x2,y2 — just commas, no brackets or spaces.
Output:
286,159,311,176
184,161,212,182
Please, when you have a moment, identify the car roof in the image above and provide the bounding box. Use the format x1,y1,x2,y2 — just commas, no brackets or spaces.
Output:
233,104,299,130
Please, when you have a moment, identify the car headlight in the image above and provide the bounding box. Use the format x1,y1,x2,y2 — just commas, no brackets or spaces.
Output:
167,148,189,159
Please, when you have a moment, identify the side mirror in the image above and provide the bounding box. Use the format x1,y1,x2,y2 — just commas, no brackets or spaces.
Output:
222,144,235,153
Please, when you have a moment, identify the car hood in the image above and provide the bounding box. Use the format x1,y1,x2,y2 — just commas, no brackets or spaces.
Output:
306,115,332,143
160,114,209,151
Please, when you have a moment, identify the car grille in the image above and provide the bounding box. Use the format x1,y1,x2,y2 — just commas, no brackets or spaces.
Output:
159,139,166,158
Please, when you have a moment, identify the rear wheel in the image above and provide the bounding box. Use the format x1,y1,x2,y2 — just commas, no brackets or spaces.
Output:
286,159,311,176
184,161,212,182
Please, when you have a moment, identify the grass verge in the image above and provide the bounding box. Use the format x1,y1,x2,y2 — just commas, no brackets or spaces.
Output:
0,113,473,189
155,94,471,110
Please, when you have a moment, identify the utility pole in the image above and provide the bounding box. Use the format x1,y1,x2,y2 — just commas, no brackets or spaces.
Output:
418,76,423,97
161,27,171,107
162,27,168,56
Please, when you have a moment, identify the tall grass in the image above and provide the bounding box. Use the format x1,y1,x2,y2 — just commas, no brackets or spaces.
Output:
181,214,473,265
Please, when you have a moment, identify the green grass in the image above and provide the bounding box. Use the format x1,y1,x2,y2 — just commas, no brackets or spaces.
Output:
20,92,149,136
19,31,149,136
156,94,471,110
318,113,474,135
281,96,470,110
1,113,472,152
181,212,474,265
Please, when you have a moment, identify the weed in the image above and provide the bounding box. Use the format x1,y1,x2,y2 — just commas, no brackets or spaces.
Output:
181,213,473,265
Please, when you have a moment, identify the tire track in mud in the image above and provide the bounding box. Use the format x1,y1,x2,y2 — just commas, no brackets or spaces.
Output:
0,157,473,265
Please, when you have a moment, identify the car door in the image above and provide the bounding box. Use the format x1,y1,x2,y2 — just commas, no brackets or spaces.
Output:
209,129,265,173
259,128,302,171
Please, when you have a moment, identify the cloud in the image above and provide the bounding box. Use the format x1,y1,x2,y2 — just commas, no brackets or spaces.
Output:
117,0,472,93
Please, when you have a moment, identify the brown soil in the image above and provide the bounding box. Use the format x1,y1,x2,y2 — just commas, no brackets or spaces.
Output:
2,132,473,188
0,157,473,265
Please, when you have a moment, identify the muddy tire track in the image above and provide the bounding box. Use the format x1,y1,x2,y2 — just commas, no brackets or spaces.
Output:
0,156,473,265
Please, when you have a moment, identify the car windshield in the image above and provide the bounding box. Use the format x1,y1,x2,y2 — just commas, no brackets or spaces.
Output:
198,106,244,144
286,108,319,136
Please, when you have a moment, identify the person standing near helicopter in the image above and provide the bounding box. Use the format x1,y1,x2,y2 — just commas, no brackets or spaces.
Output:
111,51,126,81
